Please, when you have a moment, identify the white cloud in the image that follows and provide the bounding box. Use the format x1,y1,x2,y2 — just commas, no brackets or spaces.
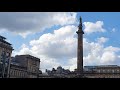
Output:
18,31,32,38
112,28,116,32
13,27,120,71
67,58,77,71
83,37,120,66
101,52,116,64
104,46,120,52
13,44,32,55
0,12,77,38
12,20,120,72
97,37,109,44
0,28,8,34
39,55,61,72
13,25,78,72
84,21,106,34
29,25,77,59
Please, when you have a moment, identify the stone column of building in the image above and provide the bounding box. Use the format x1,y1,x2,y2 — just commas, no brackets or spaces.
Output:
76,17,84,76
0,35,13,78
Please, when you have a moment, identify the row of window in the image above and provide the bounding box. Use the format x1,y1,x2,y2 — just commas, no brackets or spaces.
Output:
94,75,120,78
86,75,120,78
104,75,120,78
96,69,120,73
10,69,27,78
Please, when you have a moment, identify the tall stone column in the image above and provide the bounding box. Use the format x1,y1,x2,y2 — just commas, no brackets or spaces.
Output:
76,17,84,76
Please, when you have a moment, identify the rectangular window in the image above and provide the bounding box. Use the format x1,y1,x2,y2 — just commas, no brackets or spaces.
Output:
97,70,100,73
117,69,119,73
112,70,114,73
103,70,105,73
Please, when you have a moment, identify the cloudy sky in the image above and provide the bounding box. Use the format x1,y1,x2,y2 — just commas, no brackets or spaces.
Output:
0,12,120,72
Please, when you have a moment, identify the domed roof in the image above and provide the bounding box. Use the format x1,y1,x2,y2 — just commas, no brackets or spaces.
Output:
57,66,62,69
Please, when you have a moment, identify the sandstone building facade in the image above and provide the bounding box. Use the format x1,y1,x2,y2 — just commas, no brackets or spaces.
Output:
10,55,41,78
0,35,42,78
84,65,120,78
0,35,13,78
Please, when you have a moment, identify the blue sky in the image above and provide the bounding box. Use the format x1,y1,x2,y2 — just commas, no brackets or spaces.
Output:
0,12,120,71
78,12,120,47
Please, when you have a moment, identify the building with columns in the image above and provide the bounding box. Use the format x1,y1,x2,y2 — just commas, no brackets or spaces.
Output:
84,65,120,78
0,35,13,78
0,35,41,78
10,55,42,78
